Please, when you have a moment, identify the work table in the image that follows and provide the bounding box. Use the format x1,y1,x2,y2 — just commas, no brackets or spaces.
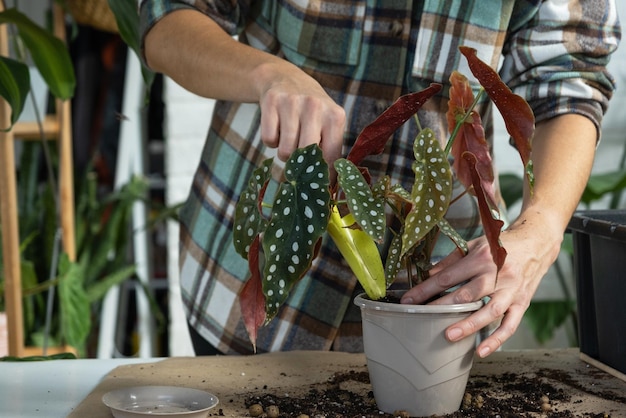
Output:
1,348,624,417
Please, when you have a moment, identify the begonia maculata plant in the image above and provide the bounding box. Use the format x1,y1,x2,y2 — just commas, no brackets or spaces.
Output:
233,46,535,349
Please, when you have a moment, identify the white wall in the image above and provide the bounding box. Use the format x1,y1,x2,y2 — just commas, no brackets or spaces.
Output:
164,79,214,356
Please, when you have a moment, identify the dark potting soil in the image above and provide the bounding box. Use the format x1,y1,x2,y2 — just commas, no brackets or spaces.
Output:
239,367,623,418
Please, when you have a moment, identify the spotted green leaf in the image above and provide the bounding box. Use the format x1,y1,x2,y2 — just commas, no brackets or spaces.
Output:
261,144,330,322
388,183,411,202
335,158,386,243
384,231,404,286
371,175,391,199
233,158,272,258
402,128,452,256
437,218,468,255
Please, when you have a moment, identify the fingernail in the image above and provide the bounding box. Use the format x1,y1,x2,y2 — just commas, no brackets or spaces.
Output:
447,327,463,341
401,297,414,304
478,346,491,358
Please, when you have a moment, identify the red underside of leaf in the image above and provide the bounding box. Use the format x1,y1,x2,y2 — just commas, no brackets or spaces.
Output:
347,84,443,166
240,236,266,351
463,152,507,273
459,46,534,168
448,72,495,204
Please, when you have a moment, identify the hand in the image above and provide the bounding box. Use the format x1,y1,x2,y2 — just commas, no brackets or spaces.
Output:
400,215,563,357
257,63,346,169
144,9,346,168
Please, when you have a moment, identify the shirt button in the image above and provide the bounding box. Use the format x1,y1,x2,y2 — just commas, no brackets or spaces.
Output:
390,20,404,37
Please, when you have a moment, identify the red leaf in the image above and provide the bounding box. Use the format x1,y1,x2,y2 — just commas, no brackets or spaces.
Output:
447,71,495,204
347,84,442,166
459,46,534,169
239,236,266,352
463,152,507,273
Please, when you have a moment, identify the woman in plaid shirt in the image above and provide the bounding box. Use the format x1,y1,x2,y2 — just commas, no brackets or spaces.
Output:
139,0,620,356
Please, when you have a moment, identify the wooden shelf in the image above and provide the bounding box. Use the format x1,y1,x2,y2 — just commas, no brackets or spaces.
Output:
12,115,60,140
0,4,75,357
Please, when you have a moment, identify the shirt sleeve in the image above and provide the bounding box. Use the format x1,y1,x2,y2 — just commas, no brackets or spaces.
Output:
500,0,621,137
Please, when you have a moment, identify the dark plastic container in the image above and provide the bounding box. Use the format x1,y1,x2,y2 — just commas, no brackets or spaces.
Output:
568,210,626,375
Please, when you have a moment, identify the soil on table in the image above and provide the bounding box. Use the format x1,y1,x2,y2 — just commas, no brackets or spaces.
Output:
234,367,625,418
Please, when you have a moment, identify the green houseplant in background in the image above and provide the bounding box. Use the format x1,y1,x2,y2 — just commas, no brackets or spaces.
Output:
233,47,535,416
0,2,168,357
0,3,79,356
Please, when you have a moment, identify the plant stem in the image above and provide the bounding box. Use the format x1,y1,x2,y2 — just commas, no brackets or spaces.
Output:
444,88,485,155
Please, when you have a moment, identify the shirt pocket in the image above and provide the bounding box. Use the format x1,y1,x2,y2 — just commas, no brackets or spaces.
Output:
263,0,366,66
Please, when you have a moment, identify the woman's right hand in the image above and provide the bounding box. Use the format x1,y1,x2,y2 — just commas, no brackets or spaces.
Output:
255,62,346,166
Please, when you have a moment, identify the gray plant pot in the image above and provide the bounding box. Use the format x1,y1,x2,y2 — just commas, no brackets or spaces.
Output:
354,291,482,417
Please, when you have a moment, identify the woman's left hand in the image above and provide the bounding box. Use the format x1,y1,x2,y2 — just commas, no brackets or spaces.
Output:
400,214,562,357
401,113,598,357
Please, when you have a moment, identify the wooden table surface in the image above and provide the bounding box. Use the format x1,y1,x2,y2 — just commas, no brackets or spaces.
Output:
69,348,626,417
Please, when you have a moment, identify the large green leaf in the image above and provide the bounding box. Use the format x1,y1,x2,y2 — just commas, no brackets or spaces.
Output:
581,170,626,205
327,207,386,300
106,0,140,53
0,8,75,100
79,176,147,286
20,259,40,339
524,300,576,345
85,265,136,303
57,254,91,355
107,0,155,86
0,56,29,129
499,172,524,208
261,144,330,321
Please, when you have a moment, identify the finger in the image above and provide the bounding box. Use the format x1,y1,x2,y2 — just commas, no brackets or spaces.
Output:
444,295,518,353
320,108,345,184
260,105,280,148
400,255,488,304
319,106,345,164
275,101,300,161
297,107,323,149
400,275,447,304
474,303,525,357
428,273,492,305
428,247,465,275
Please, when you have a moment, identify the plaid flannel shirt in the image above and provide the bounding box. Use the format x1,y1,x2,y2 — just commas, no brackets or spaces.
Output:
139,0,620,354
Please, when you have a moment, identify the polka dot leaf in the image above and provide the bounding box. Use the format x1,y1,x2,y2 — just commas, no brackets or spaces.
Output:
261,144,331,322
402,128,453,257
437,218,468,255
233,158,272,258
384,231,404,287
335,158,386,243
